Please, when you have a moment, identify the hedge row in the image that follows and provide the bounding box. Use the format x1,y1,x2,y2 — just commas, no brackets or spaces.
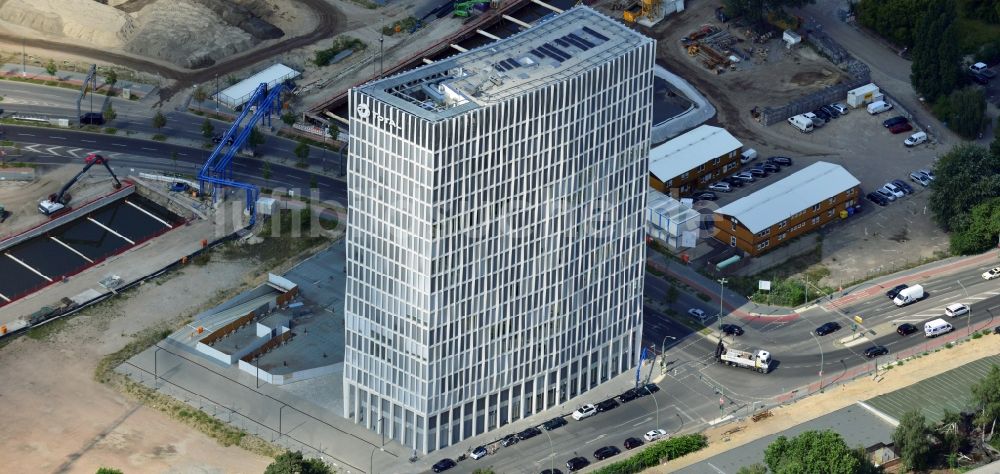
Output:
592,434,708,474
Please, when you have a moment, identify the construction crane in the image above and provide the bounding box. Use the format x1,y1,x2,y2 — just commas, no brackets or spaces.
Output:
198,82,282,227
39,153,122,215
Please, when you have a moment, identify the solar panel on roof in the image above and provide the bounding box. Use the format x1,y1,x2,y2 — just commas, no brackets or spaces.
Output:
529,49,545,59
494,63,506,72
555,38,570,48
582,26,610,42
507,58,521,68
540,44,569,61
563,36,590,51
568,33,595,48
548,45,571,60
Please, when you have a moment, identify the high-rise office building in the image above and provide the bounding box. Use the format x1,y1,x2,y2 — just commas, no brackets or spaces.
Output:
344,6,655,453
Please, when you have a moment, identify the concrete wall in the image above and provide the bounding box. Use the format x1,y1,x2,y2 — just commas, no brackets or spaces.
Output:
238,359,339,385
650,65,717,144
0,185,135,253
130,176,207,221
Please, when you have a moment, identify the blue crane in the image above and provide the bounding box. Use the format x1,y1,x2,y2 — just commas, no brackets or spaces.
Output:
198,82,283,227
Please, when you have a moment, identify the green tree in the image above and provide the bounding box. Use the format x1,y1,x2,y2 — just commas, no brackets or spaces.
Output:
928,144,1000,231
327,122,340,142
970,364,1000,435
103,103,117,123
152,110,167,130
295,140,311,168
249,127,266,148
96,469,123,474
193,86,208,103
736,464,768,474
911,0,962,101
103,68,117,87
45,59,57,76
950,197,1000,254
763,430,878,474
933,87,987,138
666,284,679,304
722,0,815,29
262,160,272,186
893,410,933,472
264,450,332,474
310,174,318,190
201,118,215,138
855,0,930,48
281,111,297,126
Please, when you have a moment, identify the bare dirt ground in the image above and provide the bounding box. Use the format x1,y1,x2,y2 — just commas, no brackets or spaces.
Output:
0,164,121,240
0,255,272,473
653,335,1000,473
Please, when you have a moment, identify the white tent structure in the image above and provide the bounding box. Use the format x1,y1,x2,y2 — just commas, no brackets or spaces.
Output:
214,63,300,109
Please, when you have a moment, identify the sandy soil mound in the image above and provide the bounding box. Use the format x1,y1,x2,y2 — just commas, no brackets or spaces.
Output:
0,0,135,48
124,0,255,69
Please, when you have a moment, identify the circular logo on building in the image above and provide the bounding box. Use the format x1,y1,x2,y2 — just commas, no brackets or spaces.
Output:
356,103,371,119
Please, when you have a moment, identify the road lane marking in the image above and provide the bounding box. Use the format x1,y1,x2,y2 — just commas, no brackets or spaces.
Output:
16,133,35,136
141,147,156,151
178,153,188,156
112,143,127,147
585,434,606,444
81,139,96,143
632,417,652,427
707,462,727,474
48,136,66,140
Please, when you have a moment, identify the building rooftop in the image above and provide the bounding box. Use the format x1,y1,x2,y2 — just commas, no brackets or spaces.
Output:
648,125,743,183
647,189,701,224
216,63,300,108
357,6,651,120
714,161,860,234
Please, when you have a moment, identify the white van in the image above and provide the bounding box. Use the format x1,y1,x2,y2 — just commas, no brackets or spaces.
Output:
787,114,814,133
867,100,893,115
924,318,954,338
893,284,925,307
904,131,927,147
740,148,758,164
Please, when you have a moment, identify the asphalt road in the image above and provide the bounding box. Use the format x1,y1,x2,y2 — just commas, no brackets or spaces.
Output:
1,124,348,204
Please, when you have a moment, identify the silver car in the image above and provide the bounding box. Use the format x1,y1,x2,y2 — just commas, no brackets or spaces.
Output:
910,171,931,186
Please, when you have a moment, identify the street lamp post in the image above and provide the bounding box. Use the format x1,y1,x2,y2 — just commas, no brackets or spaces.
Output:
153,345,163,382
957,279,972,338
808,331,825,392
543,426,555,473
660,336,677,358
646,385,661,429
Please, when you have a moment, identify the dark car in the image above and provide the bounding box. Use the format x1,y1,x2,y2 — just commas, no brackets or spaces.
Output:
761,163,780,173
596,399,619,412
79,112,105,125
723,176,745,187
815,322,842,336
566,457,589,472
891,179,914,195
882,116,908,128
867,192,889,206
889,122,914,134
543,417,567,431
693,191,718,201
886,284,909,299
624,437,644,449
748,167,768,177
993,326,1000,335
501,434,519,447
721,323,744,336
212,134,236,145
812,108,832,121
432,459,457,473
821,104,840,118
539,470,564,474
594,446,621,460
766,156,793,167
618,389,639,402
170,182,191,192
518,426,543,440
642,383,660,395
864,345,889,358
897,323,918,336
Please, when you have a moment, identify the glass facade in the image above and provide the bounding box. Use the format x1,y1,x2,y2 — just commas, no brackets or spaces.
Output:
344,8,655,454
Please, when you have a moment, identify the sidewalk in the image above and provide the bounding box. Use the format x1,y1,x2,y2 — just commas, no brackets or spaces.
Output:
0,63,156,99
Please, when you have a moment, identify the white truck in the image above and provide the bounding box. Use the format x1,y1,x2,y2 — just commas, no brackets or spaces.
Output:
893,284,925,307
716,342,771,373
787,114,814,133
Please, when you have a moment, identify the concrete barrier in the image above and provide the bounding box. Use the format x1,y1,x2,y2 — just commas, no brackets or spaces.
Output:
0,184,135,253
130,175,207,221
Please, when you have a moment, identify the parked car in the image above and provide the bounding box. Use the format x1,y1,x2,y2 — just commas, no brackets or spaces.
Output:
904,131,928,147
624,437,644,449
692,191,718,201
732,172,755,183
831,103,849,115
983,267,1000,280
766,156,793,166
812,108,832,121
572,404,597,420
910,172,931,187
644,429,668,442
945,303,970,318
708,182,732,192
882,116,908,128
897,323,918,336
471,446,488,460
642,383,660,395
596,399,619,412
618,389,639,403
432,459,457,473
994,326,1000,335
543,417,568,430
688,308,706,320
889,122,914,134
863,346,889,358
918,169,935,181
821,104,840,118
170,182,191,192
80,112,105,125
761,163,781,173
594,446,621,460
723,176,745,187
540,470,564,474
886,284,909,299
740,148,758,164
566,457,589,472
891,179,914,195
804,111,825,127
866,192,889,206
721,323,744,336
747,167,768,178
875,188,897,202
815,322,842,336
882,182,905,198
867,100,893,115
518,427,543,440
501,434,519,447
212,134,235,145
